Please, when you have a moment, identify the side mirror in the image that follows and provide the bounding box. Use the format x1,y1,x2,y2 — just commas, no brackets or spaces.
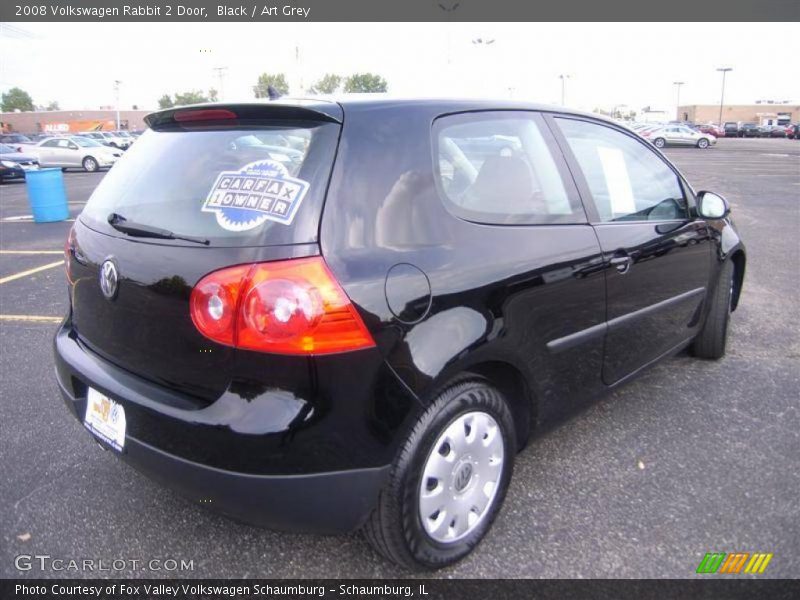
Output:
68,144,78,150
697,191,730,220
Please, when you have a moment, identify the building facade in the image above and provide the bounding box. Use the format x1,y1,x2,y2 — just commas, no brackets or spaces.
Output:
0,109,151,133
677,104,799,126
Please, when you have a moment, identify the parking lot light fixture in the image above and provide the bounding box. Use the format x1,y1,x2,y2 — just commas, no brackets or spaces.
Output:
716,68,732,127
559,74,570,106
673,81,685,120
113,80,122,130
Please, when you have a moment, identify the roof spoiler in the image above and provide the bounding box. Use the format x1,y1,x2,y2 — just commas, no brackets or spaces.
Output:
145,102,342,130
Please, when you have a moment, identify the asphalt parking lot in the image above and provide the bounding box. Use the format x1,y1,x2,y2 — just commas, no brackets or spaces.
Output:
1,138,798,579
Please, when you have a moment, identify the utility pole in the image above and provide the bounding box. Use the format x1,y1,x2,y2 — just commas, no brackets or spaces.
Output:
716,68,732,127
472,38,497,96
213,66,228,101
673,81,684,120
113,80,121,130
559,74,570,106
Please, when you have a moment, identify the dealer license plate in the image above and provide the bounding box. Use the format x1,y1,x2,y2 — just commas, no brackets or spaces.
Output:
84,388,126,452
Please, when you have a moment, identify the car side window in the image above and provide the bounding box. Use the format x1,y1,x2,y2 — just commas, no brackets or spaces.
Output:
434,112,584,225
43,139,60,148
555,118,688,222
56,139,71,148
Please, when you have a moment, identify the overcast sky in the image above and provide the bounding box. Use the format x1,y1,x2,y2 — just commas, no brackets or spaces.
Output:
1,22,797,114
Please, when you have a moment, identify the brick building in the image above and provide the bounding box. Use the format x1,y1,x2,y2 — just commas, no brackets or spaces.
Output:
677,103,799,126
0,109,151,134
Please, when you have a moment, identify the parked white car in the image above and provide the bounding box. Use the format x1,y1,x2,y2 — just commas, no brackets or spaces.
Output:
32,136,122,172
645,125,717,149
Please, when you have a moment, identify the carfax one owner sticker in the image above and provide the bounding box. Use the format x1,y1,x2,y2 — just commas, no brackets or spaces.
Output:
202,159,309,231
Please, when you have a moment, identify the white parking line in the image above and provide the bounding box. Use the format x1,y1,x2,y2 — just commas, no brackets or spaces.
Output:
0,314,62,324
0,216,74,223
0,260,64,284
0,250,63,255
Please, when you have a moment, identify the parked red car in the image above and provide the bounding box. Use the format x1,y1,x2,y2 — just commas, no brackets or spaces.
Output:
698,124,724,137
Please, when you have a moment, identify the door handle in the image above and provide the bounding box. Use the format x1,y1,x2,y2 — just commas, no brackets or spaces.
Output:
610,256,632,274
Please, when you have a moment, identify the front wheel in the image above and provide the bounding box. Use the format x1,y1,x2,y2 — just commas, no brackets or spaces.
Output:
363,379,516,570
697,138,710,149
653,137,666,148
82,156,99,172
692,260,735,359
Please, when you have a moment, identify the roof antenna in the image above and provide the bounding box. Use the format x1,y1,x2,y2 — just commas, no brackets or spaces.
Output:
267,85,281,100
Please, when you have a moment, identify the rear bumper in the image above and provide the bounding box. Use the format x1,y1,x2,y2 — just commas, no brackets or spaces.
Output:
54,322,391,534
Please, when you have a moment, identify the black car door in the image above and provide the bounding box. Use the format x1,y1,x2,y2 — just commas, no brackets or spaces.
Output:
548,115,712,385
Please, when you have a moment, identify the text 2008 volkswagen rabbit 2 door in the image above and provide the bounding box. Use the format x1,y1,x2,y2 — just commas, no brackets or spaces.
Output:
56,98,745,569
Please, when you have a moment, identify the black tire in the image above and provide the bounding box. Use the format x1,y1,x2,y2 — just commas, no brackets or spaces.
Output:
692,260,735,359
697,138,709,149
363,378,516,570
653,137,666,149
82,156,99,173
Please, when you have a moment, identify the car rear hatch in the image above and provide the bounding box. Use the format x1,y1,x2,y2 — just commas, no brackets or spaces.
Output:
67,102,342,404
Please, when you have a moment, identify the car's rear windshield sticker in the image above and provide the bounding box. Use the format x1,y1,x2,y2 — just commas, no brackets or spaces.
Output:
202,159,309,231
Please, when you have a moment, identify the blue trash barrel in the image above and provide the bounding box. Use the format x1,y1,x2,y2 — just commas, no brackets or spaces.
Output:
25,168,69,223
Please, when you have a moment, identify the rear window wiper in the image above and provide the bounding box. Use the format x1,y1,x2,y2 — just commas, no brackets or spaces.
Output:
107,213,210,245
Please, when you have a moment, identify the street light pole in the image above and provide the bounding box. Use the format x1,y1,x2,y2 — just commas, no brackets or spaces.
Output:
471,38,496,95
213,66,228,101
716,67,732,127
673,81,684,120
559,74,570,106
113,80,121,130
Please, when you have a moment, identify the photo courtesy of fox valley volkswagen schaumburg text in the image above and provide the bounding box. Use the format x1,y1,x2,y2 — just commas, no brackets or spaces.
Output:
0,3,798,593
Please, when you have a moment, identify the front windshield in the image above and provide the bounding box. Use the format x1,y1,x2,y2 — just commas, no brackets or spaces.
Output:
74,137,102,148
117,131,131,137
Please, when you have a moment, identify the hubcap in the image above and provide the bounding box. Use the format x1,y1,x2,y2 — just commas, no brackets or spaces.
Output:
418,411,505,544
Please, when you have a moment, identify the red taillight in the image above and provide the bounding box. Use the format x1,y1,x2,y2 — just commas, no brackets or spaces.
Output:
64,225,76,284
190,264,249,346
190,257,375,355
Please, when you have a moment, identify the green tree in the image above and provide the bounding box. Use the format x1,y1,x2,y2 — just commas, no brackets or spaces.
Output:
157,94,174,109
1,87,34,112
45,101,60,111
253,73,289,98
208,88,218,102
308,74,342,95
173,90,212,106
343,73,388,93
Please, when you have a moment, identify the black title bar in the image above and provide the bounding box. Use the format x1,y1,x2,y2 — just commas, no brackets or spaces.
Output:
2,0,799,22
3,579,800,600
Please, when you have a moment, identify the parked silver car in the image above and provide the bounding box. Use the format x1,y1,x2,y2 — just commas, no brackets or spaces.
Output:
78,131,130,149
32,136,121,172
647,125,716,149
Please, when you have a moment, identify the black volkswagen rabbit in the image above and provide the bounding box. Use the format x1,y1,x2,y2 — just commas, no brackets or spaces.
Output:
56,98,745,569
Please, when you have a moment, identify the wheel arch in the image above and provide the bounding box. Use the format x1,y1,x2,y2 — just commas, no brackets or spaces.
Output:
423,360,536,452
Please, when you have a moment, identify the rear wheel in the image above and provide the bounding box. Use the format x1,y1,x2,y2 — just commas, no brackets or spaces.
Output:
82,156,99,172
697,138,709,149
653,137,666,149
364,378,516,570
692,260,735,359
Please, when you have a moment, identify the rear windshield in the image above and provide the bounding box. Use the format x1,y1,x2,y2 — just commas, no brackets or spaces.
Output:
82,121,339,246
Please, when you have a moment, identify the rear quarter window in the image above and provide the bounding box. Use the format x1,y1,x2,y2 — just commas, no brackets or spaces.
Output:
433,111,585,225
81,121,339,247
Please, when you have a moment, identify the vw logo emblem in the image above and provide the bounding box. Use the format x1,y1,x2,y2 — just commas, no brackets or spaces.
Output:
454,462,473,492
99,259,119,300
